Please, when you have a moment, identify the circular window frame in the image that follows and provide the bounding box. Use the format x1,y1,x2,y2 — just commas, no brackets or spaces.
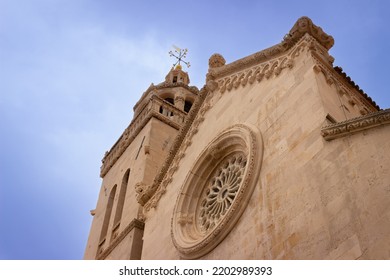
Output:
171,124,263,259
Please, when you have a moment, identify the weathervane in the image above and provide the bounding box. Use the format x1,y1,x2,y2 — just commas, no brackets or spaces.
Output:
169,45,190,69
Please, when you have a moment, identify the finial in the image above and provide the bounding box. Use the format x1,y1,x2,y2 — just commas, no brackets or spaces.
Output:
169,45,191,69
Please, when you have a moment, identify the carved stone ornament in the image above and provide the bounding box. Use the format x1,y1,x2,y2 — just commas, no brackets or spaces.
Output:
284,16,334,51
208,53,226,68
321,108,390,140
135,182,152,205
171,124,263,259
207,17,334,82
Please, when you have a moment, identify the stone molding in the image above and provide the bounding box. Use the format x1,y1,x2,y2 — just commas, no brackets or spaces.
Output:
206,31,334,96
321,108,390,140
100,95,187,177
171,124,263,259
97,218,144,260
207,16,333,81
313,59,378,115
333,66,379,110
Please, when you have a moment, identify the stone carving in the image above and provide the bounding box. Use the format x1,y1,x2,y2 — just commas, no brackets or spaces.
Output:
321,108,390,140
171,124,263,259
208,53,226,68
199,153,246,233
135,182,152,206
210,35,321,96
215,54,295,94
283,16,334,50
207,17,334,81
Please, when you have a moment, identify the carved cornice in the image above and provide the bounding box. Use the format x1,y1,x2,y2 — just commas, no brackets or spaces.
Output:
97,218,144,260
321,108,390,140
100,95,187,177
207,33,326,96
207,16,333,80
313,60,378,115
212,50,295,95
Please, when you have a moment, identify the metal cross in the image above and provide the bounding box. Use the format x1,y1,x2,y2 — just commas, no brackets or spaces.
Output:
169,45,190,68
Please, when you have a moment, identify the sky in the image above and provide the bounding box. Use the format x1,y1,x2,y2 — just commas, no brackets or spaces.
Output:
0,0,389,260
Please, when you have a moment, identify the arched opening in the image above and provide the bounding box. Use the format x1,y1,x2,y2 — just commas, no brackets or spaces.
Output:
98,184,117,252
113,169,130,229
184,100,193,113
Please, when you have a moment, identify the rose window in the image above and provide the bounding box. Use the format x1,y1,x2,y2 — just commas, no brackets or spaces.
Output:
199,153,246,233
171,124,263,259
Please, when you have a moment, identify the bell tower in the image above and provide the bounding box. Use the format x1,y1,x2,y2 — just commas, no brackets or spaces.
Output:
84,53,199,259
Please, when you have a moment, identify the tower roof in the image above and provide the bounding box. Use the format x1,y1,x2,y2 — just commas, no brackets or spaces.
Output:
133,67,198,116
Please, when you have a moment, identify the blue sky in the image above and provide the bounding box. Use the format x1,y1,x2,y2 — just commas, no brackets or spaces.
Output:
0,0,389,259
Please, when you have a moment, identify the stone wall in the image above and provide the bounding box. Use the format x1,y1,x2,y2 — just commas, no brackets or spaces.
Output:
141,39,390,259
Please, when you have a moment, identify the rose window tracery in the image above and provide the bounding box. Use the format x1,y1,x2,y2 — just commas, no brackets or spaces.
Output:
199,153,246,233
171,124,263,259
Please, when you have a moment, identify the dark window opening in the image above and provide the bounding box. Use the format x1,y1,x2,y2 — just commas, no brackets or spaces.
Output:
165,98,174,105
112,169,130,234
173,76,178,83
184,100,193,113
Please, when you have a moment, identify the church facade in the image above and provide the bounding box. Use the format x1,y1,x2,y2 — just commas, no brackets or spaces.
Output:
84,17,390,260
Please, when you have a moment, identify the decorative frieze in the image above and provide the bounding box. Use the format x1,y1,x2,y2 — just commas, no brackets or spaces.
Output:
321,108,390,140
206,32,335,98
207,16,334,81
215,55,294,95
